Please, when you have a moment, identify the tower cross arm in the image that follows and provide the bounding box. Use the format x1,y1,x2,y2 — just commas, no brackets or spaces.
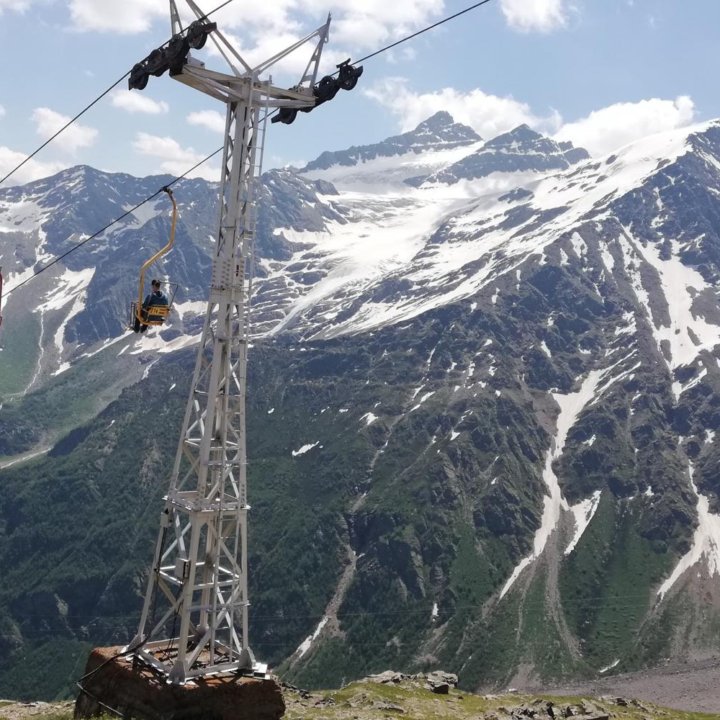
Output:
172,63,319,108
177,0,330,90
252,15,331,82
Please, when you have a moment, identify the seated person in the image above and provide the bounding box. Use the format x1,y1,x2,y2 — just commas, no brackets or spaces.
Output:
133,279,168,333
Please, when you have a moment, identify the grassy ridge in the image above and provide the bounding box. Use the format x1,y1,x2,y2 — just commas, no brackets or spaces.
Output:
283,680,720,720
3,679,718,720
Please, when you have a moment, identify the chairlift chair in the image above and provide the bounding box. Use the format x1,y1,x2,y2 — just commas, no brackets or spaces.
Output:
130,188,179,331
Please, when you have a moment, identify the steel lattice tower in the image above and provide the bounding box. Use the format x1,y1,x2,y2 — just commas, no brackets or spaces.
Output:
129,0,331,684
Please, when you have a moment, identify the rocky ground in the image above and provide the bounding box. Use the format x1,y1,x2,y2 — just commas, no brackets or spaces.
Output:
533,658,720,716
1,668,719,719
282,670,719,719
0,700,75,719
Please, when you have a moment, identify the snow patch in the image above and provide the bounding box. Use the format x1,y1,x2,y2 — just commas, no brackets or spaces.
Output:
292,442,320,457
570,231,587,259
501,370,605,599
410,390,435,412
34,267,96,369
600,245,615,272
295,615,329,658
565,490,602,556
657,463,720,599
125,196,166,227
127,330,199,355
599,659,620,674
629,233,720,375
173,300,207,318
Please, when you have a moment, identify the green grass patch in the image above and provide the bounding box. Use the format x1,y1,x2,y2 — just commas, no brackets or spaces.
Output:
284,679,720,720
0,311,40,397
560,493,675,669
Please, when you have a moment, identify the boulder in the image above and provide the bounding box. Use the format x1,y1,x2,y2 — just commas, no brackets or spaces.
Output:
74,646,284,720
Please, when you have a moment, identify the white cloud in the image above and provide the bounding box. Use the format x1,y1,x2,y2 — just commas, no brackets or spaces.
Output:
364,79,698,159
133,132,218,181
327,0,444,51
0,104,5,118
554,96,696,156
111,90,169,115
0,0,32,13
364,77,561,140
0,146,66,185
32,108,98,153
68,0,166,33
210,0,443,49
212,0,303,36
386,46,417,64
64,0,444,69
267,154,307,170
500,0,571,33
203,26,341,79
187,110,225,133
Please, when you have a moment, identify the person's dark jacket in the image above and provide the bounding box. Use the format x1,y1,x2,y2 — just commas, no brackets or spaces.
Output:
143,289,168,321
143,289,168,309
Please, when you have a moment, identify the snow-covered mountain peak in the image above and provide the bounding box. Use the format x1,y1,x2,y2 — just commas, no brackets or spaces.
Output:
302,111,481,172
300,112,483,191
484,123,537,146
419,124,590,187
409,110,481,144
4,117,720,379
254,118,720,344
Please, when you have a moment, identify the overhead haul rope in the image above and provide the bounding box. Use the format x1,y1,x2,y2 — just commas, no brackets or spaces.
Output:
0,0,235,189
2,0,496,296
0,80,127,188
4,148,222,297
355,0,494,64
5,588,673,622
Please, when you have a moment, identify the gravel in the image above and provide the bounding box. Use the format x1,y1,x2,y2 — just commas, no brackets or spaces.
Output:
529,658,720,714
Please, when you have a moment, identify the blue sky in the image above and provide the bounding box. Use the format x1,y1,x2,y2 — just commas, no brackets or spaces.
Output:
0,0,719,185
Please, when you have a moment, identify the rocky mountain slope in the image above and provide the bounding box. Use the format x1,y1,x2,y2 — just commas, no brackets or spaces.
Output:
1,112,720,700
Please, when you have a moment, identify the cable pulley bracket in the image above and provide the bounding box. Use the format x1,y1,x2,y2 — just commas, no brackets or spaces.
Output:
128,14,216,91
272,58,363,125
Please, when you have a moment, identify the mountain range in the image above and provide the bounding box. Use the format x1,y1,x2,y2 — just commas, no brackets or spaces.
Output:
1,111,720,699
